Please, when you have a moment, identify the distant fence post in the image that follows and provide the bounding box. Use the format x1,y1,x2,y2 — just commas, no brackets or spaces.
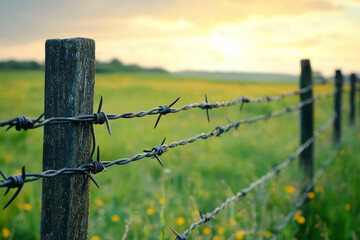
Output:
334,70,343,142
41,38,95,240
350,74,356,125
299,59,314,179
334,70,344,142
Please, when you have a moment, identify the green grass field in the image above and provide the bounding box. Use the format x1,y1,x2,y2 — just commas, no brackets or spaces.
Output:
0,70,359,240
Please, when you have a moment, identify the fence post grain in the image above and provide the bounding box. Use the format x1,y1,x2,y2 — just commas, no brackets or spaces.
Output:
41,38,95,240
299,59,314,179
334,70,343,142
350,74,356,125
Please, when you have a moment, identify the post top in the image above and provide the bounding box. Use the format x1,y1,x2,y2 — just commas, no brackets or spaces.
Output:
46,37,95,44
300,59,311,70
335,69,342,77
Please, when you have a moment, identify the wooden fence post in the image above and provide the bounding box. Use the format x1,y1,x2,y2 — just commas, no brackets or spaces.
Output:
349,74,356,125
299,59,314,179
334,70,343,142
41,38,95,240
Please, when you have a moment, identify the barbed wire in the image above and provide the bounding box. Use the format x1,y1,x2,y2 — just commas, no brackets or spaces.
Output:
0,91,335,209
168,114,336,240
0,84,317,131
271,142,341,239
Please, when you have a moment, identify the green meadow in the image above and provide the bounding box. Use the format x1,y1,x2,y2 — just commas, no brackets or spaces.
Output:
0,70,359,240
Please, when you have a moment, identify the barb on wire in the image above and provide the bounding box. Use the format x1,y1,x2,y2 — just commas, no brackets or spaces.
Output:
0,92,335,209
1,113,44,131
89,95,112,162
271,142,341,240
94,95,111,135
0,166,26,209
0,84,317,131
199,93,211,123
240,97,250,111
169,114,336,239
84,146,106,189
199,210,215,222
154,97,180,129
143,138,167,167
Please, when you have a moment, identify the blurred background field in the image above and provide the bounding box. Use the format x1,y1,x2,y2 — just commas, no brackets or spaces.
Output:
0,70,359,240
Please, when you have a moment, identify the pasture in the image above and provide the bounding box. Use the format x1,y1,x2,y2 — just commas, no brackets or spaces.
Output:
0,70,359,240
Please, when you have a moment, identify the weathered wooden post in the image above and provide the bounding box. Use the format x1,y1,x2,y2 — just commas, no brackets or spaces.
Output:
41,38,95,239
349,74,356,125
334,70,343,142
299,59,314,179
295,59,314,240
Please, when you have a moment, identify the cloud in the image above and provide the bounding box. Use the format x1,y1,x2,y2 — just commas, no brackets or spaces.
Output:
0,0,358,75
0,0,343,45
154,0,343,27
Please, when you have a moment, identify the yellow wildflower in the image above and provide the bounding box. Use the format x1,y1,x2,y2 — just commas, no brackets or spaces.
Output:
95,199,104,207
1,228,10,239
146,208,154,215
285,185,295,194
13,169,22,175
213,236,220,240
315,186,324,193
295,215,306,224
229,218,237,226
111,215,120,222
237,211,243,217
159,198,165,205
203,227,211,235
344,204,351,211
176,217,185,226
265,231,272,237
217,227,225,235
307,192,315,199
90,236,101,240
235,231,245,240
23,203,32,211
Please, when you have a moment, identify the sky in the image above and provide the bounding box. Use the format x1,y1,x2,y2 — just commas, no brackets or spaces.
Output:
0,0,359,76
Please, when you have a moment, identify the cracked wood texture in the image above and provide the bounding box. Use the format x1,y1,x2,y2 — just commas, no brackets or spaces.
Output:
41,38,95,240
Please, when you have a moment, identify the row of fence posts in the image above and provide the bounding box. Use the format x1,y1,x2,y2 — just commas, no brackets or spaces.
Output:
37,38,358,239
298,59,358,239
300,60,359,180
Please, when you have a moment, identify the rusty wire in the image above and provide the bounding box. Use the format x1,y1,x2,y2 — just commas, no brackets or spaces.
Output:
168,114,336,240
0,84,316,131
0,91,335,209
270,142,341,240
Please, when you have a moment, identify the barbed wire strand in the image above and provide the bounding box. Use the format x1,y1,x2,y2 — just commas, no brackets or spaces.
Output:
0,92,335,209
0,84,318,131
168,114,336,240
270,142,341,240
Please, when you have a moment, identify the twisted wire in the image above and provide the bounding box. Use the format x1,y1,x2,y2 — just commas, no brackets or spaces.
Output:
170,114,336,239
0,85,316,130
0,92,335,208
271,142,341,240
96,91,335,168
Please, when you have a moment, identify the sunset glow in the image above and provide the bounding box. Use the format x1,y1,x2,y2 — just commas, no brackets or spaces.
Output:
0,0,359,75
